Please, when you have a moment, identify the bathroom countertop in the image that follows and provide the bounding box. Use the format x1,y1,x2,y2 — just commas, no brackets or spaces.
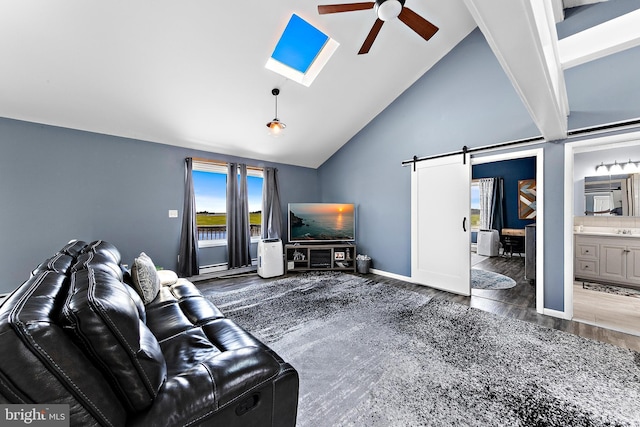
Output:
574,226,640,237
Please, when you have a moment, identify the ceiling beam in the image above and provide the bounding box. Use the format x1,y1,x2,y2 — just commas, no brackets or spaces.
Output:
551,0,565,23
558,8,640,69
463,0,569,141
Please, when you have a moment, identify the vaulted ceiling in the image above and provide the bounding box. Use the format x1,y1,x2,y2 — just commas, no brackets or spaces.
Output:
0,0,638,168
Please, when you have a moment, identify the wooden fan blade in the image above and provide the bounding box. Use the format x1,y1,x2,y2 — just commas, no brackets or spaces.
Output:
358,18,384,55
398,7,439,42
318,2,374,14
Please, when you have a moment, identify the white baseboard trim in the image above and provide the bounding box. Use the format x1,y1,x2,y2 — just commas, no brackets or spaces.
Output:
543,307,570,320
369,268,413,283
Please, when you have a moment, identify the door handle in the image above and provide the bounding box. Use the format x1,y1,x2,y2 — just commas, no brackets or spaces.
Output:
463,217,467,232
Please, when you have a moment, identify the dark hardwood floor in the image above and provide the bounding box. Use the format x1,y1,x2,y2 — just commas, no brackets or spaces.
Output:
472,253,535,310
198,256,640,352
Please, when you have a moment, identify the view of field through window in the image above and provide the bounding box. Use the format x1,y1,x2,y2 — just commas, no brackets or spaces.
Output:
470,180,480,230
193,170,263,240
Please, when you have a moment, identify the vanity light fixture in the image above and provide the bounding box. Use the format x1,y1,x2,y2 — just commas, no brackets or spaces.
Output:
623,159,638,172
266,88,286,137
609,161,623,174
595,162,608,174
595,160,640,175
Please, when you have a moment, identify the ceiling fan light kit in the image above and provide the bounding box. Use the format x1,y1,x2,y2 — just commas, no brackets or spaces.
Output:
266,88,286,137
317,0,438,54
376,0,403,21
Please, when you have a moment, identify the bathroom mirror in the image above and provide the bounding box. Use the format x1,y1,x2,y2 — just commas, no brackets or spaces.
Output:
584,173,640,216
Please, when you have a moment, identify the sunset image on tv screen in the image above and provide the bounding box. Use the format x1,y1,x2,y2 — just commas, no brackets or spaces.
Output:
289,203,355,241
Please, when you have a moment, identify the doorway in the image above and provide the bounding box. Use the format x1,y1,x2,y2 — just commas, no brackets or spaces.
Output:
564,132,640,335
472,148,544,314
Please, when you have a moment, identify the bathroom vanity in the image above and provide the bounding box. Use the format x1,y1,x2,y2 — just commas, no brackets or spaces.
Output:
575,227,640,289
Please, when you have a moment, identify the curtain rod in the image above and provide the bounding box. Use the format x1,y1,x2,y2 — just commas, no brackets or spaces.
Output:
191,157,264,172
401,117,640,169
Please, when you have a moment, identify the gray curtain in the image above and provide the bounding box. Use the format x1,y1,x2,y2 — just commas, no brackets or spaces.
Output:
227,163,251,268
178,158,199,277
261,167,283,239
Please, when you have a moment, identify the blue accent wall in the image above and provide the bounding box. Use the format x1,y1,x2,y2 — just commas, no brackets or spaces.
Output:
0,118,319,293
472,157,536,235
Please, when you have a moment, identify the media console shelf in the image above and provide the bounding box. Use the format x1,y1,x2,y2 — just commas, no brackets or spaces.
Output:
285,243,356,272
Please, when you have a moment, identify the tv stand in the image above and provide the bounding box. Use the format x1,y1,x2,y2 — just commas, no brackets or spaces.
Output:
285,243,356,272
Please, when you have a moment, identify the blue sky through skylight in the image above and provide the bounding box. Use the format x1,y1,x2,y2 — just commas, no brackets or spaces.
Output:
266,14,339,87
271,14,329,73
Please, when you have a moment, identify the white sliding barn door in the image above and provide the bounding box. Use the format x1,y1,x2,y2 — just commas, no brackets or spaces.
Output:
411,154,471,295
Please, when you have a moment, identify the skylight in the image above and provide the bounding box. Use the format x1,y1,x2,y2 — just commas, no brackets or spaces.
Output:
266,14,339,87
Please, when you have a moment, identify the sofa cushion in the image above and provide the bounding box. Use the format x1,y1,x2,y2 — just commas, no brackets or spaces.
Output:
31,252,74,276
71,251,124,280
131,252,161,304
83,240,122,264
58,240,87,257
145,281,225,342
62,268,167,412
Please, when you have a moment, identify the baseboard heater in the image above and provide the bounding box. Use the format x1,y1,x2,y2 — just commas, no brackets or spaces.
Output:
199,259,258,275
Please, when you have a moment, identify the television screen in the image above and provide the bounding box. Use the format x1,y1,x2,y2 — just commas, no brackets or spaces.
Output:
288,203,356,242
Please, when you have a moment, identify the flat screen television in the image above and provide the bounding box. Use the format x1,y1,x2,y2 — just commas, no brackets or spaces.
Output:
288,203,356,242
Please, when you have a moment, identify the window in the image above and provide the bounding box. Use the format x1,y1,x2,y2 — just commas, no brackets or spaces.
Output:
470,179,480,231
193,161,263,247
265,14,339,87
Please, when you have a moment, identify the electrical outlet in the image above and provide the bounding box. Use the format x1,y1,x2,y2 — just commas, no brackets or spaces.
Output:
168,210,178,218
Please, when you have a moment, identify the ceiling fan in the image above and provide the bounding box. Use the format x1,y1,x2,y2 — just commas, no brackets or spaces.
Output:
317,0,439,55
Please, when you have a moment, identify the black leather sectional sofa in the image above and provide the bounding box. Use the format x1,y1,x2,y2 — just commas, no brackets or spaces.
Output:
0,240,298,426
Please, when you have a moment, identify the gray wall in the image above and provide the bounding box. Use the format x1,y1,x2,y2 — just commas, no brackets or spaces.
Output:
0,118,319,294
318,1,640,312
1,1,639,311
319,27,539,276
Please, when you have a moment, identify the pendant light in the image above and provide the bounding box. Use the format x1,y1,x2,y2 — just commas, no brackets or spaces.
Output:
266,88,286,137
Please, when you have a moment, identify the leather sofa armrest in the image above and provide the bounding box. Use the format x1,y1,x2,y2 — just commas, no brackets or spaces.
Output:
130,346,281,426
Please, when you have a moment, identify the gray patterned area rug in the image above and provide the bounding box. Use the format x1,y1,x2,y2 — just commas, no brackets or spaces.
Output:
205,272,640,426
471,268,516,290
582,282,640,298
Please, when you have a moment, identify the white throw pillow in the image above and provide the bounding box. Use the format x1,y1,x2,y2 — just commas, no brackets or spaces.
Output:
157,269,178,286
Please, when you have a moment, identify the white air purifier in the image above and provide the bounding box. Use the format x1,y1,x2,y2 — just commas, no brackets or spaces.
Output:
257,239,284,278
477,229,500,257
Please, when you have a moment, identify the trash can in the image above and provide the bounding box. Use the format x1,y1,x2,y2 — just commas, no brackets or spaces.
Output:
356,255,371,274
